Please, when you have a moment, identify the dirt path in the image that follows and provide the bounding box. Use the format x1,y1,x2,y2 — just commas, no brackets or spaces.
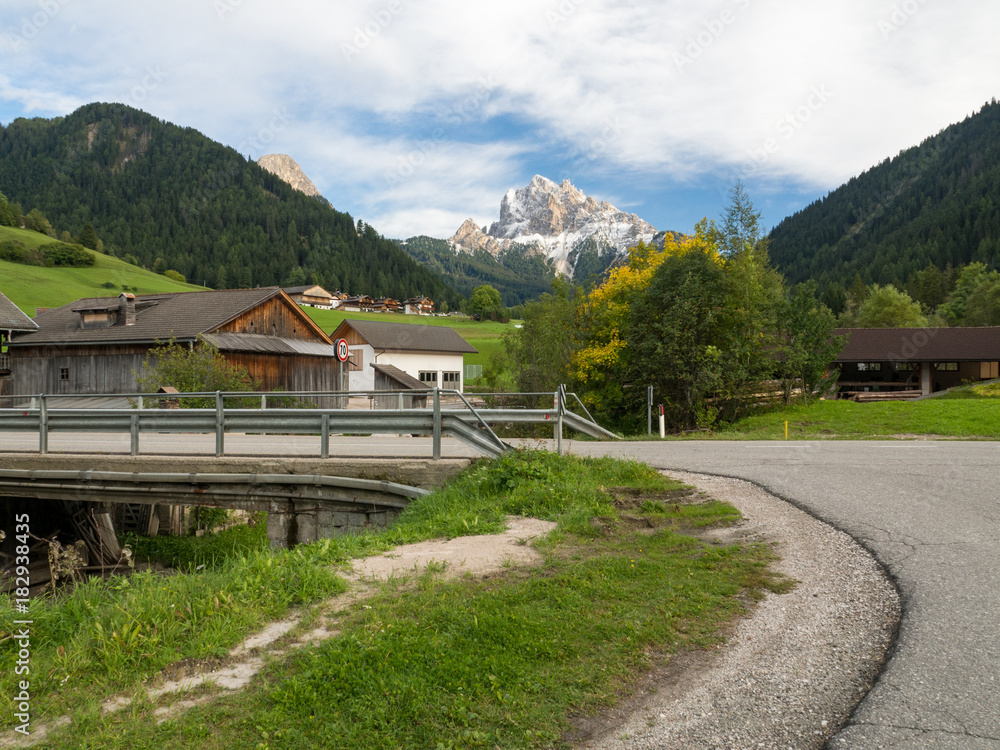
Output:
6,516,557,748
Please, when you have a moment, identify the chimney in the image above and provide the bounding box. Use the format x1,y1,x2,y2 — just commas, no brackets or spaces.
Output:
117,293,136,326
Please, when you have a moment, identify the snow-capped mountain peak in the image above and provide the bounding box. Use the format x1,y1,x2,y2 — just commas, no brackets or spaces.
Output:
449,175,657,277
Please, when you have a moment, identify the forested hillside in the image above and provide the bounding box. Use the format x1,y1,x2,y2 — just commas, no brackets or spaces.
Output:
397,236,555,306
769,99,1000,292
0,103,462,307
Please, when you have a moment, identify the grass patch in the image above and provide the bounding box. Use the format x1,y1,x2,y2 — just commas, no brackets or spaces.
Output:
677,398,1000,439
121,521,269,570
0,226,204,316
931,380,1000,400
4,451,790,748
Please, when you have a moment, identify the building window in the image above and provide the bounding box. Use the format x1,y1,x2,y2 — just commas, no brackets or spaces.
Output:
349,351,363,371
419,371,438,386
857,363,882,372
934,362,959,371
442,371,460,385
894,362,918,371
60,367,69,381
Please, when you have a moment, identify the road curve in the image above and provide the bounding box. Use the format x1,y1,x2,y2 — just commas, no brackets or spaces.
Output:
565,440,1000,749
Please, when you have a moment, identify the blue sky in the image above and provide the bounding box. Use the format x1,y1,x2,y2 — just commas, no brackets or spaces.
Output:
1,0,997,240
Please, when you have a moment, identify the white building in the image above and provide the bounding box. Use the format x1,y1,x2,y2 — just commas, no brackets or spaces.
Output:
329,318,478,393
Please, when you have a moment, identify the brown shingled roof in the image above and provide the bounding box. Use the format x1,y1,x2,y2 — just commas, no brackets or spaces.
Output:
371,363,431,390
835,327,1000,362
8,288,325,346
331,318,477,354
0,292,38,332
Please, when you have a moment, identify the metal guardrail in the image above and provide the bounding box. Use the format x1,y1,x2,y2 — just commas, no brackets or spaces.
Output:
0,387,619,459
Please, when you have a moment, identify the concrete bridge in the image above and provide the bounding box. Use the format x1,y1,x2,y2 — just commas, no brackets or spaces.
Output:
0,453,471,548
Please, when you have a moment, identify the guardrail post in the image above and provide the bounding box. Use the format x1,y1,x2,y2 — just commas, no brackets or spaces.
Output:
321,413,330,459
554,387,563,455
261,394,267,410
432,387,441,460
215,391,224,457
39,394,48,455
130,413,139,455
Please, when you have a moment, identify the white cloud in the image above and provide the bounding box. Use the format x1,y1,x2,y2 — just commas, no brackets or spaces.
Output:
1,0,997,236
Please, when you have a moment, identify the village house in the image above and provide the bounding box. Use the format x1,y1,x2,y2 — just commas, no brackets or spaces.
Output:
5,288,344,398
834,326,1000,398
339,295,374,313
373,297,402,314
330,318,477,395
403,297,434,315
0,292,39,403
282,284,335,308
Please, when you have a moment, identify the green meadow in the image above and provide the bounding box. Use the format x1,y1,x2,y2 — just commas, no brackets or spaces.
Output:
0,226,203,315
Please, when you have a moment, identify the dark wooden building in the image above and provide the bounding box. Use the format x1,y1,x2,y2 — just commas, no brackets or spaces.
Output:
834,327,1000,397
0,292,39,402
6,288,344,398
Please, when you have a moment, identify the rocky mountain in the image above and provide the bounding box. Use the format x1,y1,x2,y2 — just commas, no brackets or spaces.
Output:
449,175,658,278
257,154,325,200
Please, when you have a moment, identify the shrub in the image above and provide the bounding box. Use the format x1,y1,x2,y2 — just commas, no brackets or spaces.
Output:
163,269,186,283
0,239,26,263
40,242,95,267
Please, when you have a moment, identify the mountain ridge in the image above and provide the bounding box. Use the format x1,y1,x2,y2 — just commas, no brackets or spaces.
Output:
768,99,1000,292
449,175,658,278
0,102,463,308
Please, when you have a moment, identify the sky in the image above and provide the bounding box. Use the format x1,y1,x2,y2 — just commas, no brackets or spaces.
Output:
1,0,997,241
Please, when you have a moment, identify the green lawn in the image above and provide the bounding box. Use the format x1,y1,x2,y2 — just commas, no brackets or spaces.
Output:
0,226,204,315
14,451,787,749
701,398,1000,440
301,307,516,369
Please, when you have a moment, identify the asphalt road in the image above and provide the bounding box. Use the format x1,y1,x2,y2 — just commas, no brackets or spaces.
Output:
565,440,1000,749
2,432,998,747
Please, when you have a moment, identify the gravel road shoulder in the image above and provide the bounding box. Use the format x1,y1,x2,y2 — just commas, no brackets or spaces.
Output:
575,471,901,750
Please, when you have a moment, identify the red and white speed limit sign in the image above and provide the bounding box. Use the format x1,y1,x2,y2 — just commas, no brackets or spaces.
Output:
335,338,350,362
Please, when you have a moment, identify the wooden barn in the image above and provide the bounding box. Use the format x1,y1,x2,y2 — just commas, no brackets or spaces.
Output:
834,326,1000,398
6,288,344,398
0,292,39,403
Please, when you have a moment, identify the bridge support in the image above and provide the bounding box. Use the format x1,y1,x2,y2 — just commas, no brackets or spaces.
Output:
265,500,402,549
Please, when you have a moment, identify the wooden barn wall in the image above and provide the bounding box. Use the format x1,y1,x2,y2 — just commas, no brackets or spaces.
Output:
217,297,323,341
9,345,150,397
8,343,344,399
335,325,369,349
223,353,342,392
373,370,426,409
